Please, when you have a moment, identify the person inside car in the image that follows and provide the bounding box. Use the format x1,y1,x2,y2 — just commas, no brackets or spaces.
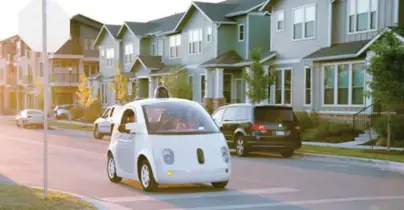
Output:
154,86,169,98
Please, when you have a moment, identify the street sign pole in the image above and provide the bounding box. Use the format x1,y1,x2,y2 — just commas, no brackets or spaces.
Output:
42,0,49,198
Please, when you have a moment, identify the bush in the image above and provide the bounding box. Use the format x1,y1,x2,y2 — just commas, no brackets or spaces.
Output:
301,119,360,143
373,114,404,142
294,112,315,131
68,107,85,120
83,100,103,123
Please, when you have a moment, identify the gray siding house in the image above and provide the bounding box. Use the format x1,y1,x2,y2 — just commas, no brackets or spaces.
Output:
94,0,273,111
260,0,404,117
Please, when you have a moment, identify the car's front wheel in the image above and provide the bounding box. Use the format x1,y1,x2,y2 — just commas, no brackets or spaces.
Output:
139,160,158,192
93,125,104,139
211,181,228,189
235,135,249,157
280,150,294,158
107,154,122,183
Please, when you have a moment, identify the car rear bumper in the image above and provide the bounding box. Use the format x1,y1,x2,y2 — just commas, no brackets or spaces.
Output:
23,119,44,125
155,167,231,184
245,136,301,151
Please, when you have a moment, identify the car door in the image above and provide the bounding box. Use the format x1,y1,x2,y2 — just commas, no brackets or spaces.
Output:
221,107,239,144
98,108,111,133
115,108,136,176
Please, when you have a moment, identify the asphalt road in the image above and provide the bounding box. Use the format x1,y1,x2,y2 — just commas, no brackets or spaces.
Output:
1,124,404,210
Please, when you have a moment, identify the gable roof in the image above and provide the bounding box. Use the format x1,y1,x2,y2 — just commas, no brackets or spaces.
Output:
94,24,121,46
71,14,103,30
201,50,277,68
222,0,267,17
132,56,164,71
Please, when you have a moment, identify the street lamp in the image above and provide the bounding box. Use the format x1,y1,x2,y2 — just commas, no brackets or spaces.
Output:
68,67,72,86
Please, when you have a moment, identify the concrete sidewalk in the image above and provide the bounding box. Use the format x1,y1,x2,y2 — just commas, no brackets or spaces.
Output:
303,141,404,151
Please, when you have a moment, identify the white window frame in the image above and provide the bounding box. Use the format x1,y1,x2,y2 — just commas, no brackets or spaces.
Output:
276,9,285,31
124,44,134,64
206,26,212,43
292,4,316,41
188,28,203,55
106,48,114,68
394,0,399,25
321,61,366,107
238,24,245,42
347,0,378,34
169,34,181,58
304,66,312,106
274,68,293,106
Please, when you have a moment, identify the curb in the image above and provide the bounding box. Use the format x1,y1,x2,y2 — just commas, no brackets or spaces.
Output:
298,152,404,174
29,186,130,210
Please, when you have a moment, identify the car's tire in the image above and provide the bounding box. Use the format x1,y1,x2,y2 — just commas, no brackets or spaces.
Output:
280,150,294,158
107,154,122,183
93,125,104,139
139,159,158,192
235,135,249,157
212,181,229,189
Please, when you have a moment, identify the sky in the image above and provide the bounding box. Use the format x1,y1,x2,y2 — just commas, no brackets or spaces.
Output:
0,0,223,40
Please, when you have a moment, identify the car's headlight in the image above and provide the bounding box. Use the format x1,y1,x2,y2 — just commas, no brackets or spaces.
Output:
221,146,230,163
162,148,174,165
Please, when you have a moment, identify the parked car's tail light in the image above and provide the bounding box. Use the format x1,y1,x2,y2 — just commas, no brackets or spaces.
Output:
295,124,302,133
251,124,267,132
162,148,174,165
221,146,229,163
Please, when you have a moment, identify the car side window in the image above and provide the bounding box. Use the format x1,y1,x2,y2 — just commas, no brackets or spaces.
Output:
110,108,115,117
117,108,136,133
222,107,238,122
235,107,250,121
103,109,110,118
212,108,225,122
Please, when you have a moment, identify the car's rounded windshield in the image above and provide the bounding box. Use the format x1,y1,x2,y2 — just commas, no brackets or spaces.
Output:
142,101,219,135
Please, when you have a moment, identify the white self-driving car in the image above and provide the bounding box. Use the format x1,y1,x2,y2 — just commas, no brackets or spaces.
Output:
106,98,231,192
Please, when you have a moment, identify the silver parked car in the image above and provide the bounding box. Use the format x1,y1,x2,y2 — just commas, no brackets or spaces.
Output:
16,109,45,128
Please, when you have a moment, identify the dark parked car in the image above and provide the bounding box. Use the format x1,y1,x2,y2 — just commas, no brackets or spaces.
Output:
211,104,302,158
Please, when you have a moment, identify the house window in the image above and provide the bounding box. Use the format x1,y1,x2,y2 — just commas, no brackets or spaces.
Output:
304,67,311,105
323,62,365,105
275,68,292,105
158,39,164,56
348,0,377,33
206,26,212,42
124,44,134,64
238,24,245,41
151,42,156,56
276,9,285,31
100,48,105,60
189,28,202,54
106,48,114,68
169,34,181,58
201,75,205,100
293,4,316,40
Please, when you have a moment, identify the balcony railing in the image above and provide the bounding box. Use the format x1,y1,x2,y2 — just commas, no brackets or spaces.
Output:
51,73,79,84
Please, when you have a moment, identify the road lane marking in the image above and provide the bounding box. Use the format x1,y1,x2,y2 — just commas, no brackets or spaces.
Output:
99,187,299,203
0,135,104,157
159,194,404,210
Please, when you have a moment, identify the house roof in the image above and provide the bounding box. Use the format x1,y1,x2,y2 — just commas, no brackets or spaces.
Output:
201,50,277,68
132,56,164,70
149,65,184,76
94,24,121,46
303,28,404,61
55,39,83,55
71,14,103,30
118,13,184,38
221,0,267,17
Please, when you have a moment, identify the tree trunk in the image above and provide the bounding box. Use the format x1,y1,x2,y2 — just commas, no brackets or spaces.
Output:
387,110,391,151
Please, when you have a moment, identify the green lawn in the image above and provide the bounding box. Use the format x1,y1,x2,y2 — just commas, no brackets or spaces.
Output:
49,121,93,132
299,145,404,163
0,184,96,210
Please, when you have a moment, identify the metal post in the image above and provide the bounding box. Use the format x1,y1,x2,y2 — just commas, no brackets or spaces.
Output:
42,0,49,198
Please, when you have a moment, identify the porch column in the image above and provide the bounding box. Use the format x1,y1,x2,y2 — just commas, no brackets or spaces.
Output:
204,69,214,98
127,80,133,98
135,78,141,99
262,65,269,105
245,67,251,103
148,77,154,98
215,68,224,98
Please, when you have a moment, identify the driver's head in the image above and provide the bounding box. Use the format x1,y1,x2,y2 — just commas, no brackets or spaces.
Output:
128,113,135,122
154,86,169,98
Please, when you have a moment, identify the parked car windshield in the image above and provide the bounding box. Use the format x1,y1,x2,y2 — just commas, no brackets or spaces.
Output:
27,110,44,115
254,106,295,123
143,101,220,135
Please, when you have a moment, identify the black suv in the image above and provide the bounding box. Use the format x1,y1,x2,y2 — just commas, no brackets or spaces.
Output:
212,104,302,158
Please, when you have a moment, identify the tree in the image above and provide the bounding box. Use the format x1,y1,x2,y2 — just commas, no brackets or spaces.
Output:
367,28,404,150
242,48,276,104
163,66,192,99
76,73,95,108
108,63,130,104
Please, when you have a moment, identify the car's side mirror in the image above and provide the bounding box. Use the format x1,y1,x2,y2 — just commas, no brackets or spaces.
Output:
125,122,144,134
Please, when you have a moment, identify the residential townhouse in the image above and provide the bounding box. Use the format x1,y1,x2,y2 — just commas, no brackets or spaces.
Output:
258,0,404,118
0,14,102,114
94,0,272,111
